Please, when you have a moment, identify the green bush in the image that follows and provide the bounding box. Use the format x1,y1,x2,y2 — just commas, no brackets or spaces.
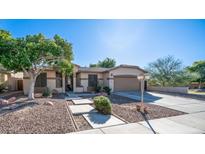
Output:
42,87,51,97
95,84,103,93
0,83,6,93
103,86,111,95
93,96,112,114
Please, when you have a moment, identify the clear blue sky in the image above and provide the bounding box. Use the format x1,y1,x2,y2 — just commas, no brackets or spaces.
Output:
0,19,204,68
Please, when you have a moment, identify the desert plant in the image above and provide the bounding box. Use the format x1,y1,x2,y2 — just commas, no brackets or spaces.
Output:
42,87,51,97
103,86,111,95
93,96,112,114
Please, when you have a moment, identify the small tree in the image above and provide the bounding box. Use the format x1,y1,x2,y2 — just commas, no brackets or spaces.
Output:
146,55,186,87
89,57,116,68
187,60,205,89
0,30,73,99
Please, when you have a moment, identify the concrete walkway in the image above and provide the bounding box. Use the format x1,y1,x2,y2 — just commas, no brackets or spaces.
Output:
75,113,205,134
69,98,125,129
75,123,154,134
72,92,205,134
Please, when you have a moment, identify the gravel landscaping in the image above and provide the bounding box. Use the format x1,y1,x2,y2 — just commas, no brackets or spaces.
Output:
109,94,186,123
0,96,76,134
66,100,93,131
73,115,92,131
0,92,188,134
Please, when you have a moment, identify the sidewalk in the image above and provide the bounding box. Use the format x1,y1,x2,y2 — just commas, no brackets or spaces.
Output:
75,113,205,134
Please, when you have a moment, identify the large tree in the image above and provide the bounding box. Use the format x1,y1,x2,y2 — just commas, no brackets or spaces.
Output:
187,60,205,89
89,57,116,68
0,30,73,99
146,55,191,87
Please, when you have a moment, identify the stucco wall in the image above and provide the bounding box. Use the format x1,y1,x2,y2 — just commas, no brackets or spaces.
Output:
74,72,104,92
148,86,188,94
23,70,63,95
103,73,109,87
1,72,23,91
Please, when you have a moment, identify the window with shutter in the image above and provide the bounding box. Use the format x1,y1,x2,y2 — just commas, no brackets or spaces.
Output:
56,72,62,88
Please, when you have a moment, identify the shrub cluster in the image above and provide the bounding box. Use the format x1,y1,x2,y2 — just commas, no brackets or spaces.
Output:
95,85,112,95
0,83,6,93
93,96,112,115
42,87,51,97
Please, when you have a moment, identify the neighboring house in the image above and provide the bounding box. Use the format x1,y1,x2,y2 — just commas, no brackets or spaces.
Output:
23,64,147,95
0,69,23,91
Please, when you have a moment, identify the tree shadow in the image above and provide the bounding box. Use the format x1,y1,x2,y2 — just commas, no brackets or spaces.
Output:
0,101,39,116
112,91,162,104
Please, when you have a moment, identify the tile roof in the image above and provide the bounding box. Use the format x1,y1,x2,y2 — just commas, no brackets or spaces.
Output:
78,67,110,73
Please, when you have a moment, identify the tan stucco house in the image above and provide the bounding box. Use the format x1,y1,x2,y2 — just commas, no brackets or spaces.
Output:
0,68,23,91
23,64,147,95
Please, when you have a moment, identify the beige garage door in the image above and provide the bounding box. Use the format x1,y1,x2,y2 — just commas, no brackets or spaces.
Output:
114,76,140,91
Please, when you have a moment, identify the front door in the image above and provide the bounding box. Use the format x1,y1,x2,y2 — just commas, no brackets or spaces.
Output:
88,74,97,91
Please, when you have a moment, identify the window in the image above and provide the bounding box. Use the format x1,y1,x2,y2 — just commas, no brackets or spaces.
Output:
76,73,81,87
56,72,62,88
88,74,97,87
35,73,47,87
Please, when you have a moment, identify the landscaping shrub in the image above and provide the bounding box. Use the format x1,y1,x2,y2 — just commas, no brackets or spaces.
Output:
93,96,112,114
42,87,51,97
103,86,111,95
0,83,6,93
52,89,59,96
95,84,103,93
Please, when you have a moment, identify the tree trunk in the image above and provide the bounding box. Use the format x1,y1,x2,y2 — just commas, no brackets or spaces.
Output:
199,80,202,89
62,74,65,93
28,75,37,100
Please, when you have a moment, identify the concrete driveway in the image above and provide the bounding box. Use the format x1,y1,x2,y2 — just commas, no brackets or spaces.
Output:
112,91,205,133
114,91,205,114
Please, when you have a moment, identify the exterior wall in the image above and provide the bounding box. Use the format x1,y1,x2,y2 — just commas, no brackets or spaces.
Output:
72,65,79,92
23,70,64,95
103,73,109,87
148,86,188,94
0,72,23,91
108,67,145,92
73,72,104,92
46,70,63,93
0,73,7,83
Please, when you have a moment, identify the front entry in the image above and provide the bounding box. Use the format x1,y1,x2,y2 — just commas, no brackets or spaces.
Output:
65,75,73,91
87,74,97,92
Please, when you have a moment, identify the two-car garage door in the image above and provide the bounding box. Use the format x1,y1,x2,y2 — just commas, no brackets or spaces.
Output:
113,75,140,92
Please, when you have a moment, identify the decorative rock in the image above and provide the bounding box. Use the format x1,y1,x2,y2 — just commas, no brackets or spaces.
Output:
35,93,43,98
43,101,54,106
0,99,9,105
7,97,16,103
98,92,108,97
0,97,16,105
136,104,149,113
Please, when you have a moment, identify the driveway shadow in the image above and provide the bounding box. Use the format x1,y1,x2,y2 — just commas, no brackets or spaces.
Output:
87,113,111,124
113,91,162,104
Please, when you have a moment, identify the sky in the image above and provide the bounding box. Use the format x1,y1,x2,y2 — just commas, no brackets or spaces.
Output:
0,19,204,68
